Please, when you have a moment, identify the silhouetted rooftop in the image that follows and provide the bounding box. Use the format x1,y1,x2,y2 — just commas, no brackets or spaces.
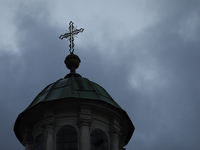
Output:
26,72,122,111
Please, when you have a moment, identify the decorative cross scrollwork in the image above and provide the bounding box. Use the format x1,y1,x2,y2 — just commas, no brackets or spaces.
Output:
59,21,84,54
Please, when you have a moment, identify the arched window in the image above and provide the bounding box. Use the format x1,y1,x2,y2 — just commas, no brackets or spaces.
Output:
34,134,44,150
56,125,78,150
90,129,108,150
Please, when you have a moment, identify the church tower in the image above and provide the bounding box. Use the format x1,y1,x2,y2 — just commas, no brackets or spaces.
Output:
14,21,134,150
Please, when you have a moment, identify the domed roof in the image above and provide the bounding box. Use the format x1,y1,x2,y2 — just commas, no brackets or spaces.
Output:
26,73,122,110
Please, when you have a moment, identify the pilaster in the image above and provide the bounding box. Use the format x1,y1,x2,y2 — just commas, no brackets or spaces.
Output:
110,117,121,150
78,106,93,150
42,109,55,150
23,127,33,150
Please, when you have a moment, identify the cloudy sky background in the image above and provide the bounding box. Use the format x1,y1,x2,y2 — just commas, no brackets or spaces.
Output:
1,0,200,149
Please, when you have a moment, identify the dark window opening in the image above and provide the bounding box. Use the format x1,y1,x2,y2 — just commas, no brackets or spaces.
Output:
90,129,108,150
34,134,44,150
56,126,78,150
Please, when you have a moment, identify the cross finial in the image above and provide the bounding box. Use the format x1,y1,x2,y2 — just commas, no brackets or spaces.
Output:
59,21,84,54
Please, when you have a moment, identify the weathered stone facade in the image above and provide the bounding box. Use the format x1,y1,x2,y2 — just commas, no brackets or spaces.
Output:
16,97,134,150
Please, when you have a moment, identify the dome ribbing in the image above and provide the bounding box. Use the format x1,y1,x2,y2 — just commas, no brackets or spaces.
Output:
26,73,122,111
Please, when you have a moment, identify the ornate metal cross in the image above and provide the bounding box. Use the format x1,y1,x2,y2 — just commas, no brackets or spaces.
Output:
59,21,84,54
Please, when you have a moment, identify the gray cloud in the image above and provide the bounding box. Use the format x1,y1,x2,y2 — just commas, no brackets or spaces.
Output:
1,0,200,149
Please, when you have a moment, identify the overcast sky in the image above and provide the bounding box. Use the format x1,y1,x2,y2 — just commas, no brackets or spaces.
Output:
1,0,200,149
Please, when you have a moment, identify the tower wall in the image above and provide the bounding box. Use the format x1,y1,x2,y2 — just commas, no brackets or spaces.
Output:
17,99,132,150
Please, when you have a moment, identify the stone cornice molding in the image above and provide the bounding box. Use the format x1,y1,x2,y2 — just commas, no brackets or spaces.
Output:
78,112,93,127
41,109,55,129
110,117,122,136
22,127,33,145
78,106,93,127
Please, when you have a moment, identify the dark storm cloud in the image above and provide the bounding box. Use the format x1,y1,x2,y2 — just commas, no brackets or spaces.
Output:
75,2,200,149
120,4,200,149
1,0,200,150
0,5,64,149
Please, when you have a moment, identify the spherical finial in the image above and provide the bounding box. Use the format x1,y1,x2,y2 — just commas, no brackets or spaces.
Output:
64,54,81,73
